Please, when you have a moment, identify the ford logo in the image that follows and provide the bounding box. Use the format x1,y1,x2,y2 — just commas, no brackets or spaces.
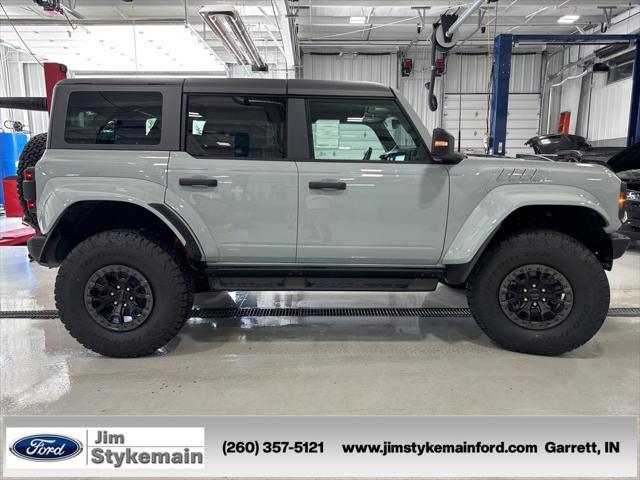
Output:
10,434,83,462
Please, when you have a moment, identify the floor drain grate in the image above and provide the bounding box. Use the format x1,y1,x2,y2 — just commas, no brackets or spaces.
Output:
1,307,639,319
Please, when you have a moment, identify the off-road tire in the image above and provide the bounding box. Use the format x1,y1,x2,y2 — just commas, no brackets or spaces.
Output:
467,229,609,356
16,133,47,229
55,229,194,357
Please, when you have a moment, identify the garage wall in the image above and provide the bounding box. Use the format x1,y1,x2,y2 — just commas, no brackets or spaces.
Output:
397,52,441,133
552,6,640,145
302,53,396,86
302,51,543,154
443,53,542,155
0,45,48,136
445,53,542,94
587,76,633,145
443,93,540,155
302,51,442,133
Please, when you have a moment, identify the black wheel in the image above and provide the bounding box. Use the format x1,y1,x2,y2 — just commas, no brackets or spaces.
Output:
467,229,609,356
16,133,47,229
55,230,194,357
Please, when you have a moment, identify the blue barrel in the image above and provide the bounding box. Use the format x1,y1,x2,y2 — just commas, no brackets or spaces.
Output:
0,132,28,205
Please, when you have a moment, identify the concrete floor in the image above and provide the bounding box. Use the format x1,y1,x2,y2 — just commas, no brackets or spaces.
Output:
1,217,639,418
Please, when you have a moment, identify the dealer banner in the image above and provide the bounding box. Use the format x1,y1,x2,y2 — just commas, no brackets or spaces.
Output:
3,416,637,477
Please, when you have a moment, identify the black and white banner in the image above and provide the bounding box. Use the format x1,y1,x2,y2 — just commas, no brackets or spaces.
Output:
3,416,637,477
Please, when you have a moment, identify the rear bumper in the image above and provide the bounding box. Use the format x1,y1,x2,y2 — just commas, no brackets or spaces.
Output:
610,232,631,259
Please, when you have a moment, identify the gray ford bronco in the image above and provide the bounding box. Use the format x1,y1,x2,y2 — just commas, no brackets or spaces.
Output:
18,78,630,357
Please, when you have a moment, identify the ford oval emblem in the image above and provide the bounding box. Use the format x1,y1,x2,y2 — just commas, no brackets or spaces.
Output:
10,434,83,461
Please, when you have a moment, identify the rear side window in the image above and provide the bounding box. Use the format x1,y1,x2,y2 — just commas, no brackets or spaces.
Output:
65,91,162,145
185,95,286,159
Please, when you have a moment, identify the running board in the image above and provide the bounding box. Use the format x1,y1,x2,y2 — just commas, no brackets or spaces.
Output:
204,266,443,292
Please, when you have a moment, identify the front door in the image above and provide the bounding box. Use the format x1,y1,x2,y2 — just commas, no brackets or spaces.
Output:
165,94,298,263
296,97,449,266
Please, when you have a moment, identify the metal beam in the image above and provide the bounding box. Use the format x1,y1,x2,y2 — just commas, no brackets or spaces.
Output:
512,34,640,44
271,0,297,76
489,34,512,155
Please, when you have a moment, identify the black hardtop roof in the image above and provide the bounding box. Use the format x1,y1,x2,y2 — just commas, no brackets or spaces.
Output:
57,77,393,97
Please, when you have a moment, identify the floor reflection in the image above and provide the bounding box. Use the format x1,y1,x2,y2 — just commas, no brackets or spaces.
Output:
161,289,486,354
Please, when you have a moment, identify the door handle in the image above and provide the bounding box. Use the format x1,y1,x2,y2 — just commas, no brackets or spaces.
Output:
309,181,347,190
179,178,218,187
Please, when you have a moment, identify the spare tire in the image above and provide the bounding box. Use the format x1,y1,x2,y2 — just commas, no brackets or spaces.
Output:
16,133,47,229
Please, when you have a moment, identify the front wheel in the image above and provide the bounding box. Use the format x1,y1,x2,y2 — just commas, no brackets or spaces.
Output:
55,230,194,357
467,229,609,356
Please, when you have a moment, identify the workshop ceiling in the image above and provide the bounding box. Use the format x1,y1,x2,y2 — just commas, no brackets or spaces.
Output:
0,0,636,71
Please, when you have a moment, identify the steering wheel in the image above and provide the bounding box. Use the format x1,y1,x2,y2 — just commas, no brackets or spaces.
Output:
362,147,373,161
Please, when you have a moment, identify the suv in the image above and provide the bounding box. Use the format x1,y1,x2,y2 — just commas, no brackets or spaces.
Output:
17,78,629,357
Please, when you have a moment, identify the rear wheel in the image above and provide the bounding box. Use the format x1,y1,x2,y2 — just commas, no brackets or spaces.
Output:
467,229,609,355
55,230,194,357
16,133,47,229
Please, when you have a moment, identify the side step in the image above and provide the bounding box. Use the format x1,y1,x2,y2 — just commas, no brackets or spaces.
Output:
205,266,443,292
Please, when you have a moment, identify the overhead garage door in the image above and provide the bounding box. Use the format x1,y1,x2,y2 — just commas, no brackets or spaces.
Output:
443,93,541,156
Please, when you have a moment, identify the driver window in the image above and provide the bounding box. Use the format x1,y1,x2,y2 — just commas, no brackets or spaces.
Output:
307,98,426,162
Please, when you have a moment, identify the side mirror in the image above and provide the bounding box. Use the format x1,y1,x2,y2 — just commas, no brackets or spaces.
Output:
431,128,464,164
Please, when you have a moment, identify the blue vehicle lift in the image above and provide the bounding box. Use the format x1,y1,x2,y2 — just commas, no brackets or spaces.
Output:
488,34,640,155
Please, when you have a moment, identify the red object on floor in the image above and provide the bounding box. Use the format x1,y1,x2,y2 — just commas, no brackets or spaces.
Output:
0,226,36,246
2,176,22,217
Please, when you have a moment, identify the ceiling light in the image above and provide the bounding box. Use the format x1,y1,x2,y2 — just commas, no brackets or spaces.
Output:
558,15,580,24
349,16,367,24
200,5,268,71
0,24,225,73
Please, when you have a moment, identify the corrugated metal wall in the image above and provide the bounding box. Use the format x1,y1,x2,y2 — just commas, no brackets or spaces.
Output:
302,51,543,143
302,53,396,86
445,53,542,94
303,52,441,132
0,46,48,135
397,53,441,133
587,76,632,144
443,93,540,155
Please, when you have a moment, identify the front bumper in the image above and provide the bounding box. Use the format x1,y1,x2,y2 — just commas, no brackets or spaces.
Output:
620,199,640,240
610,232,631,259
619,224,640,240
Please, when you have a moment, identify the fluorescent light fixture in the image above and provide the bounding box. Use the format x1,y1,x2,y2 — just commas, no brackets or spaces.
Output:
200,5,267,71
349,16,367,24
0,24,225,73
558,15,580,24
347,117,364,122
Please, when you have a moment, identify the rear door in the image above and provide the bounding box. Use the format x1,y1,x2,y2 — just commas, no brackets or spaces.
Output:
165,93,298,263
296,96,449,266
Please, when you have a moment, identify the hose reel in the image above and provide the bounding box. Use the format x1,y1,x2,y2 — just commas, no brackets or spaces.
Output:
427,14,459,112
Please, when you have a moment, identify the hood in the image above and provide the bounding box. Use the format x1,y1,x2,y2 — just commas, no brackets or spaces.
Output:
607,143,640,190
607,143,640,174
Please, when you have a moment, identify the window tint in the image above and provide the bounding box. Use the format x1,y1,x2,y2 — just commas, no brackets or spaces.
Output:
185,96,286,159
65,91,162,145
307,98,427,162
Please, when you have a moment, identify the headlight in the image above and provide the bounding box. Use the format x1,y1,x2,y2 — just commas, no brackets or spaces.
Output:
626,190,640,202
